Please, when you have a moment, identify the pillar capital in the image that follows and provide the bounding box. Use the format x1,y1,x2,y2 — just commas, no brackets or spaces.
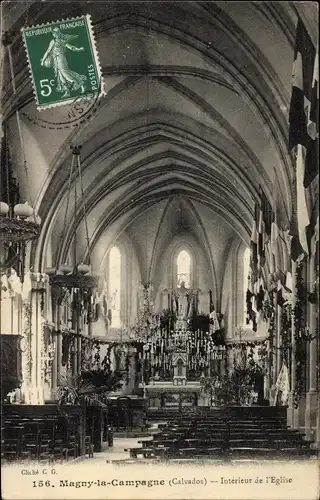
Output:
30,272,49,290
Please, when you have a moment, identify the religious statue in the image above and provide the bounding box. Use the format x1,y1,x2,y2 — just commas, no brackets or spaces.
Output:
174,281,192,319
114,345,127,371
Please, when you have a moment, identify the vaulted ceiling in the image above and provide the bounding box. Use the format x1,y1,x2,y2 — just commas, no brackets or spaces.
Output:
2,1,317,277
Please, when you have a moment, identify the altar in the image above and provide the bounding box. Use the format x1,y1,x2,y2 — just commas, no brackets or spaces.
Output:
141,316,208,409
143,381,205,410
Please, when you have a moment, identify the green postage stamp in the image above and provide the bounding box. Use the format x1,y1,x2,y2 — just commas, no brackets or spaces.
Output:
21,15,103,110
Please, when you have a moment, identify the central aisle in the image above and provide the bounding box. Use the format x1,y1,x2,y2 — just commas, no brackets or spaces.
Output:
90,438,142,463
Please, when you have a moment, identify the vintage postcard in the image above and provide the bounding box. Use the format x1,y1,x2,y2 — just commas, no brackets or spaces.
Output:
0,1,319,500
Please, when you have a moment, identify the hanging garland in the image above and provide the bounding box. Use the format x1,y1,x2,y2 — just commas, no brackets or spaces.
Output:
256,341,269,375
125,353,130,384
265,291,275,378
225,339,268,378
293,261,306,408
101,344,113,372
39,316,47,387
92,340,101,369
22,301,32,385
266,291,276,340
225,339,268,349
81,337,94,371
281,303,292,368
261,291,274,322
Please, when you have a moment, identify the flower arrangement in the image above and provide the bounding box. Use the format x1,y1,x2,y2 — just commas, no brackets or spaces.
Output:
293,262,306,408
201,369,259,407
22,301,32,385
280,303,292,368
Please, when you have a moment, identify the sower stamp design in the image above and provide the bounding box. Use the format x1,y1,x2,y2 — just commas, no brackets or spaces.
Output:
22,15,103,110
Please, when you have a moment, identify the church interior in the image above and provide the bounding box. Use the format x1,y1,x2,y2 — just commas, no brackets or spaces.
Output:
1,1,319,464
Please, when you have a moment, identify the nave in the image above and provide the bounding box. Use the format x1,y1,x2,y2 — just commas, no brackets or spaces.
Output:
0,0,319,468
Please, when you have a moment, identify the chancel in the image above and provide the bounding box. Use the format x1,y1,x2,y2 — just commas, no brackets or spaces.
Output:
0,1,319,467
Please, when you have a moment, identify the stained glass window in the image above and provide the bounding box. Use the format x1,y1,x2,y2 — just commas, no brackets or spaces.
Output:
243,246,251,323
177,250,191,288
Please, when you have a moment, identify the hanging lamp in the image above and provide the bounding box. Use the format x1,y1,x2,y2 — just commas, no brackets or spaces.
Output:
47,145,98,291
0,32,41,279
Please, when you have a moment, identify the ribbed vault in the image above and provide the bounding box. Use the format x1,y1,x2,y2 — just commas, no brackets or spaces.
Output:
3,1,313,285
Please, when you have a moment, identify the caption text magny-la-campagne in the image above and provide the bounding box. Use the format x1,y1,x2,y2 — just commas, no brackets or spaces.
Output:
20,469,293,489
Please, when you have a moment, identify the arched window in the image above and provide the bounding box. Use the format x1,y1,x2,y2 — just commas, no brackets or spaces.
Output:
177,250,191,288
243,246,251,323
109,246,121,328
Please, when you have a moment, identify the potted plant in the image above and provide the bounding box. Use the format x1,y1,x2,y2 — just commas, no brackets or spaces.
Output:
56,369,123,453
201,374,234,407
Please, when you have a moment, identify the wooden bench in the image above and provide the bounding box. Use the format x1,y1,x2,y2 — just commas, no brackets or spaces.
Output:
229,447,274,458
272,447,316,456
193,447,224,457
125,447,156,458
229,439,269,447
138,441,155,449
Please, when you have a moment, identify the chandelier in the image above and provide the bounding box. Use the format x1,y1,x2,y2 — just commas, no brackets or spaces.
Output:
0,33,41,279
0,191,41,277
47,145,98,292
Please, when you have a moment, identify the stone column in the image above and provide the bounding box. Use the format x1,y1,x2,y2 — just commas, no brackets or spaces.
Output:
264,334,271,400
51,291,59,395
224,346,228,378
126,345,137,394
226,345,233,377
87,316,93,337
51,329,58,394
56,330,63,381
293,262,308,428
51,289,64,398
28,274,46,404
269,293,278,403
20,298,32,402
72,337,77,377
305,255,318,440
276,304,282,374
77,336,82,375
